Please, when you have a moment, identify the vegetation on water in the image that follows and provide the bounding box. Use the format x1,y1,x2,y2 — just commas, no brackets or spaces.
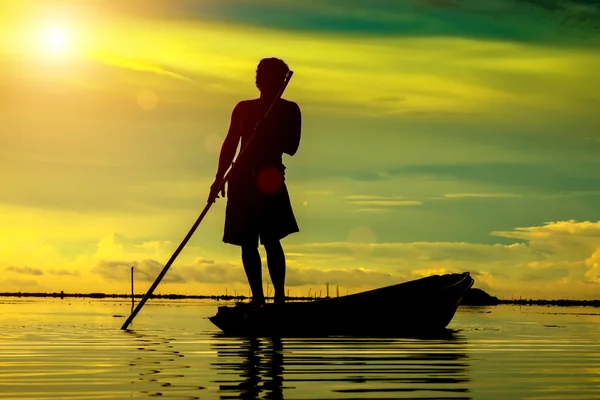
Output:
0,288,599,307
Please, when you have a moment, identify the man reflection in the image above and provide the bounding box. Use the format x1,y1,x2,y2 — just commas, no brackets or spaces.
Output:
212,337,285,400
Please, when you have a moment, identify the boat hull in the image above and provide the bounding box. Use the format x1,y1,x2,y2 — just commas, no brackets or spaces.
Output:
209,272,474,337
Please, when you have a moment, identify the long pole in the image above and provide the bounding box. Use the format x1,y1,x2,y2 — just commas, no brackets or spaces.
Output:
121,71,294,330
131,266,134,312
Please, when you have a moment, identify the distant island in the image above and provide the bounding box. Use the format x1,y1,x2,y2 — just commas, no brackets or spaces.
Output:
0,288,599,307
460,288,600,307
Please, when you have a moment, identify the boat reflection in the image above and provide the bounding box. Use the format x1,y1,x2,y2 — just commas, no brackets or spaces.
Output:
211,331,471,399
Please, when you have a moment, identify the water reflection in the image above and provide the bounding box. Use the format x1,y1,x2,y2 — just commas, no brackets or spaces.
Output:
212,337,285,399
211,332,471,399
124,330,203,399
3,301,599,399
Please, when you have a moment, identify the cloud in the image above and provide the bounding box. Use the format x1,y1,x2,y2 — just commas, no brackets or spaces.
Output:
285,219,600,298
4,0,600,127
344,195,403,200
1,220,599,298
353,208,391,214
6,266,44,276
444,193,523,198
303,191,334,196
373,96,407,103
291,241,518,262
96,233,127,260
183,258,409,290
91,257,247,287
87,254,411,291
348,200,423,206
2,278,41,289
91,0,600,43
584,249,600,283
87,50,192,81
389,162,600,193
93,259,186,284
91,233,198,285
93,233,201,263
492,219,600,239
347,171,386,182
285,266,402,288
134,240,176,252
344,195,422,213
520,272,551,281
541,190,600,199
182,258,248,285
47,269,81,277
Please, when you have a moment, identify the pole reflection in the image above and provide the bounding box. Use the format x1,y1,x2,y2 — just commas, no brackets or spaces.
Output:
124,330,201,399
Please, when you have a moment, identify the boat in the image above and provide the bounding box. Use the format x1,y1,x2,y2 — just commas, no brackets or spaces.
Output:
209,271,474,337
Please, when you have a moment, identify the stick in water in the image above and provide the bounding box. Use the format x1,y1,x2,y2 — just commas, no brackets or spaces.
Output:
120,71,294,330
131,266,134,312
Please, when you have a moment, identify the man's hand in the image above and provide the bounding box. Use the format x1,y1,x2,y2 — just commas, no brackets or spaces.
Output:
208,178,226,203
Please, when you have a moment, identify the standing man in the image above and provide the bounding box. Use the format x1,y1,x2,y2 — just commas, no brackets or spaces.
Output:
209,57,302,306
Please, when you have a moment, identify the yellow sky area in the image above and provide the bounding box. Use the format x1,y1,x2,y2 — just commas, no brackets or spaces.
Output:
2,213,600,299
0,202,220,246
2,3,599,119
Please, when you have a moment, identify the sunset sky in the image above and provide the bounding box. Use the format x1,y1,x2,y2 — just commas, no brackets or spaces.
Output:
2,0,600,299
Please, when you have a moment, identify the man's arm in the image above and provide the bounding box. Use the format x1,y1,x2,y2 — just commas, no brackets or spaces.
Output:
214,102,244,179
283,101,301,156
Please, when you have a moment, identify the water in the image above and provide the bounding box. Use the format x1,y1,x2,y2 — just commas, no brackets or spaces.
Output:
0,299,598,399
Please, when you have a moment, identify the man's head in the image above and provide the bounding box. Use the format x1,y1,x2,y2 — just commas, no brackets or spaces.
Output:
255,57,289,95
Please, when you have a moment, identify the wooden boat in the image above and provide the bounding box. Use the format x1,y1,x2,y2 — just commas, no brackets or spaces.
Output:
209,272,474,337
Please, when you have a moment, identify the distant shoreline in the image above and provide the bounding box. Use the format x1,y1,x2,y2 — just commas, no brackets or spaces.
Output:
460,288,600,307
0,288,598,307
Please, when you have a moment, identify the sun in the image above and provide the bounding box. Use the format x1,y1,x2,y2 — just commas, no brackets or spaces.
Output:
40,25,72,55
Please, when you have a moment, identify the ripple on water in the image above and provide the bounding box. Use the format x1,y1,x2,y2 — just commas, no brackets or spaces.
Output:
0,301,599,399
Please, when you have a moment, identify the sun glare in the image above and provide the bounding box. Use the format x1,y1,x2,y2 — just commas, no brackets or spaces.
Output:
40,25,72,55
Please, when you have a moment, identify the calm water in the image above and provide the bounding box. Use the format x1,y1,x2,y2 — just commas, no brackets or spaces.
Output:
0,298,598,399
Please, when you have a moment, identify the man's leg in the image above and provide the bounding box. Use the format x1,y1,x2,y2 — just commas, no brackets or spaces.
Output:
263,240,286,304
241,244,265,304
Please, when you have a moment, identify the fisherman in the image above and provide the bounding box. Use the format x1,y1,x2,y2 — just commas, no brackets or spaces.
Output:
208,57,302,306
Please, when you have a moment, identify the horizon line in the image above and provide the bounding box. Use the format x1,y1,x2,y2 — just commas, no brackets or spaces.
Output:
1,290,599,305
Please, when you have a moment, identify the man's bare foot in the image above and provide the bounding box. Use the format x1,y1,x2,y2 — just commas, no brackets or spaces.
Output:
249,297,266,307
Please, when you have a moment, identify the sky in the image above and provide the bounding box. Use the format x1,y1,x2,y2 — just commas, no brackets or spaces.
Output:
1,0,600,299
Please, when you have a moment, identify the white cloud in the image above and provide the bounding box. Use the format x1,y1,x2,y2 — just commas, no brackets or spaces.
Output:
344,195,422,213
492,220,600,239
584,249,600,283
286,220,600,299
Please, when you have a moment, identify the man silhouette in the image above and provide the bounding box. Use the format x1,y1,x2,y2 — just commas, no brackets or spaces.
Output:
209,57,302,306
